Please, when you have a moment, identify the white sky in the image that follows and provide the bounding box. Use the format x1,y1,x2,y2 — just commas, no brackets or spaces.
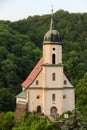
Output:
0,0,87,21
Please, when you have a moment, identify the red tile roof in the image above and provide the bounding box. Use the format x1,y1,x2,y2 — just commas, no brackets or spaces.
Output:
21,57,43,89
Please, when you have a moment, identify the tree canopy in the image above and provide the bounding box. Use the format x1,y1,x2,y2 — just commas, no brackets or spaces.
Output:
0,10,87,117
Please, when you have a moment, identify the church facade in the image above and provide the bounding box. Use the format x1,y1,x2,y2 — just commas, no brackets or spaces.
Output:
15,11,75,120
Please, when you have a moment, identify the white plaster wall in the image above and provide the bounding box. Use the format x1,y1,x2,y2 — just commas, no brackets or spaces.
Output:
64,89,75,112
28,89,44,113
29,70,43,88
44,66,64,88
58,45,62,63
44,90,64,115
42,67,46,87
16,98,27,103
64,74,73,87
43,44,62,64
43,45,51,64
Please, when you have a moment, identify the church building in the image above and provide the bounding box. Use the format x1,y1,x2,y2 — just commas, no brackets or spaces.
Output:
15,10,75,120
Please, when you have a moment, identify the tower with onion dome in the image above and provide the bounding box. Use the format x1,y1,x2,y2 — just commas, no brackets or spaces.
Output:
15,10,75,121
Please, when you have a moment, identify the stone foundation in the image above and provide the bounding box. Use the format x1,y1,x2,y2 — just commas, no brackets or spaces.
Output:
14,103,27,121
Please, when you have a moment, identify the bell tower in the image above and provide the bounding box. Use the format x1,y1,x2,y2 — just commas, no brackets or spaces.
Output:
43,9,62,65
42,9,64,115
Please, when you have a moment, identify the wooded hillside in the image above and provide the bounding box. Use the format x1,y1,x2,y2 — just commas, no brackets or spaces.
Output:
0,10,87,119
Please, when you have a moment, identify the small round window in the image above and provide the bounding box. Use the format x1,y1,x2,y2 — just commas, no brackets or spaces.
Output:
53,48,55,50
37,95,40,99
63,95,66,99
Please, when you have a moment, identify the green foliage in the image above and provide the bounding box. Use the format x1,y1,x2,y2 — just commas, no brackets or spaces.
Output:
22,41,41,79
2,112,14,130
0,112,5,129
76,73,87,120
61,109,87,130
0,112,86,130
13,113,54,130
0,10,87,114
0,88,15,111
0,112,14,130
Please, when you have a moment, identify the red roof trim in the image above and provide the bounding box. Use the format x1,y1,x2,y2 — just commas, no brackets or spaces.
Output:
21,57,43,88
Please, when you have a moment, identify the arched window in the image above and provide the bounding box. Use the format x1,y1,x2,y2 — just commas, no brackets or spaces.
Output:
52,73,56,81
50,107,57,117
37,106,41,113
52,94,55,101
52,54,55,64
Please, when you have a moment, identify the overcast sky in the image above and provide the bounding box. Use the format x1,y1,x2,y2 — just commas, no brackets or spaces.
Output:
0,0,87,21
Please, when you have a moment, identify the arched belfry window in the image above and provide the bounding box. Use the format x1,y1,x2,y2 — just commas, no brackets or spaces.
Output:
52,54,55,64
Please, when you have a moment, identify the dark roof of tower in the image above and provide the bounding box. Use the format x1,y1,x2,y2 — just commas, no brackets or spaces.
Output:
43,9,61,44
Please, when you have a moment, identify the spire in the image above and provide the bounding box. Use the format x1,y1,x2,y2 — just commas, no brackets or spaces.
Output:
50,6,54,30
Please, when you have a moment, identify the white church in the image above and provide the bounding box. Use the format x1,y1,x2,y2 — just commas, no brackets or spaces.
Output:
15,10,75,120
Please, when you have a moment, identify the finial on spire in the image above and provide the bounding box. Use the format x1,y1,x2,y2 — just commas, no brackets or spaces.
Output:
50,5,54,30
51,5,53,14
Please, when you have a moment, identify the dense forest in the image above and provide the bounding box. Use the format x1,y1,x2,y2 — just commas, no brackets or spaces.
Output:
0,9,87,127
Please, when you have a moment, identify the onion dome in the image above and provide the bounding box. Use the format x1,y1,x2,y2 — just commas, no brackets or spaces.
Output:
43,9,61,44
